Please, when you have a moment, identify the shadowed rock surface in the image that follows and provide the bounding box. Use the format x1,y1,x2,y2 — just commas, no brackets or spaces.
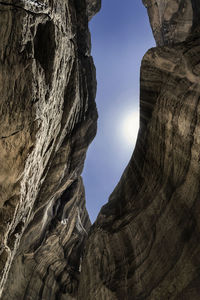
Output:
0,0,200,299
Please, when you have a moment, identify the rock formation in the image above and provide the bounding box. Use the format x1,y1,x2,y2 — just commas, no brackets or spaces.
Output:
0,0,100,299
0,0,200,299
143,0,200,46
78,1,200,299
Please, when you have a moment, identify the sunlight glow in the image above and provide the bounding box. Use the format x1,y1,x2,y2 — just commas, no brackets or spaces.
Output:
121,110,139,146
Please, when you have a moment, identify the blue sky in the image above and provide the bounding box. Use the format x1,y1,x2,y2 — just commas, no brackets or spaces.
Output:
82,0,155,223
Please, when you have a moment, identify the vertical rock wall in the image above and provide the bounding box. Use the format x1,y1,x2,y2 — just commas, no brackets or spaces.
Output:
143,0,200,46
78,1,200,299
1,0,200,299
0,0,100,299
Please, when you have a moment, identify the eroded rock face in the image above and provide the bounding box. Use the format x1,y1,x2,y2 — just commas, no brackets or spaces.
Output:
143,0,200,45
1,0,200,299
0,0,100,299
86,0,101,20
78,1,200,299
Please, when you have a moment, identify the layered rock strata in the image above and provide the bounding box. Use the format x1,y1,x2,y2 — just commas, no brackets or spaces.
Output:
1,0,200,299
78,1,200,299
0,0,100,299
143,0,200,46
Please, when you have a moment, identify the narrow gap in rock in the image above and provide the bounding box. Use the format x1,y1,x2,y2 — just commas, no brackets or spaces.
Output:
82,0,155,223
34,21,56,85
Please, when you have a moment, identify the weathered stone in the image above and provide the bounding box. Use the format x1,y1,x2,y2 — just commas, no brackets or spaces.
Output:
0,0,99,299
86,0,101,20
78,2,200,299
1,0,200,299
143,0,200,46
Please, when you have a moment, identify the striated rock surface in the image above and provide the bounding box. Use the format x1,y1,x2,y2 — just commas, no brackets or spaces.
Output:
0,0,100,299
1,0,200,299
78,1,200,299
143,0,200,46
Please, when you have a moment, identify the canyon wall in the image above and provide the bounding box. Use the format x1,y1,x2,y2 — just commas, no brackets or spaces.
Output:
0,0,100,299
79,1,200,299
0,0,200,299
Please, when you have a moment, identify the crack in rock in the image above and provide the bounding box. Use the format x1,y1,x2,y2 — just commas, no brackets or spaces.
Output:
1,129,22,139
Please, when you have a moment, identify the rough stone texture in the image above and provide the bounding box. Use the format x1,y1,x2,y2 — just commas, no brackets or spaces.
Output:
1,0,200,299
78,2,200,300
142,0,200,46
0,0,99,299
86,0,101,20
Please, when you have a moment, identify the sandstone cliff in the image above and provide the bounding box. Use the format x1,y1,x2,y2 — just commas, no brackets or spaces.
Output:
0,0,200,299
79,1,200,299
0,0,100,299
